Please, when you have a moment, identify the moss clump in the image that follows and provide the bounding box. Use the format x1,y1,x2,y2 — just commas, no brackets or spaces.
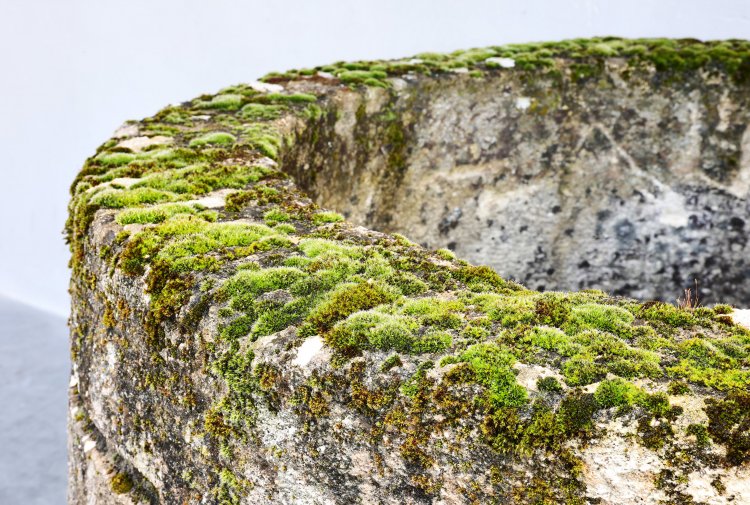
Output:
312,211,344,225
594,378,642,408
566,303,634,336
310,281,394,334
115,203,202,225
224,267,307,299
537,376,563,393
454,264,523,293
110,472,133,494
196,93,244,110
239,103,286,121
263,208,290,225
90,187,177,209
189,132,237,147
446,342,527,408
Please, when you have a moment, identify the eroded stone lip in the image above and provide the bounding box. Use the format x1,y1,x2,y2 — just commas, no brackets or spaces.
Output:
67,38,750,505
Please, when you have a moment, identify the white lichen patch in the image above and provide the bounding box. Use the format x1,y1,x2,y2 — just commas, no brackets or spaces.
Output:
514,96,532,110
183,188,238,209
485,57,515,68
656,189,689,228
249,80,284,93
109,177,140,188
731,309,750,329
292,336,325,368
116,135,173,153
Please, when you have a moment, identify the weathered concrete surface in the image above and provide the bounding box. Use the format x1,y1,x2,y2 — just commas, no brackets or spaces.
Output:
68,39,750,505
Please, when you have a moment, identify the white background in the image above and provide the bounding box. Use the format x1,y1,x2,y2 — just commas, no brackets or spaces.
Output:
1,0,749,317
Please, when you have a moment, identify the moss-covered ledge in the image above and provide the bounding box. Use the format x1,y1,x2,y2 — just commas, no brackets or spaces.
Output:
67,38,750,505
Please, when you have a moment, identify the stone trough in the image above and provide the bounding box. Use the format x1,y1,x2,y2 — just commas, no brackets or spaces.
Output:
67,38,750,504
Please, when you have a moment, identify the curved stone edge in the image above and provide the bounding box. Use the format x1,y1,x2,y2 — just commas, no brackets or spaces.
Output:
67,38,750,504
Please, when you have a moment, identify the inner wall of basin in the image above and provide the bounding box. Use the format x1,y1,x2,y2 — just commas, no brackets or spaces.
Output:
284,70,750,305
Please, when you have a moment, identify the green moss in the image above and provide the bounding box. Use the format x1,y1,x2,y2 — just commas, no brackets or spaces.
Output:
686,423,711,448
566,303,634,335
263,208,290,225
239,103,285,120
115,203,201,224
312,211,344,225
240,124,281,159
381,354,403,371
256,92,317,103
111,472,133,494
95,152,136,167
90,187,177,209
67,39,750,498
705,390,750,465
447,342,527,408
537,376,563,393
225,267,307,299
562,356,606,386
189,132,237,147
454,264,523,293
310,281,395,334
594,378,642,408
197,93,244,110
639,301,695,329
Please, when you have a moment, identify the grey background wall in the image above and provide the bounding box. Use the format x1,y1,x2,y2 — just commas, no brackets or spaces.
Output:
1,0,749,317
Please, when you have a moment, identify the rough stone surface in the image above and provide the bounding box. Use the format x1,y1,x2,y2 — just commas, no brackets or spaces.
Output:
67,39,750,504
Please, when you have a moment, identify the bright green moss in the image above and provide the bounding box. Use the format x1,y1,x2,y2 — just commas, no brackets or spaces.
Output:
594,378,642,408
562,356,606,386
447,342,527,408
95,152,136,167
258,92,317,103
239,103,285,120
225,267,307,298
197,93,243,110
336,69,389,87
67,40,750,497
640,301,695,328
312,211,345,225
298,238,361,259
273,223,296,234
263,208,290,225
132,164,271,195
90,187,177,208
310,281,395,334
189,132,237,147
115,203,201,224
400,297,464,329
566,303,634,335
240,124,281,159
486,294,537,327
455,264,523,293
